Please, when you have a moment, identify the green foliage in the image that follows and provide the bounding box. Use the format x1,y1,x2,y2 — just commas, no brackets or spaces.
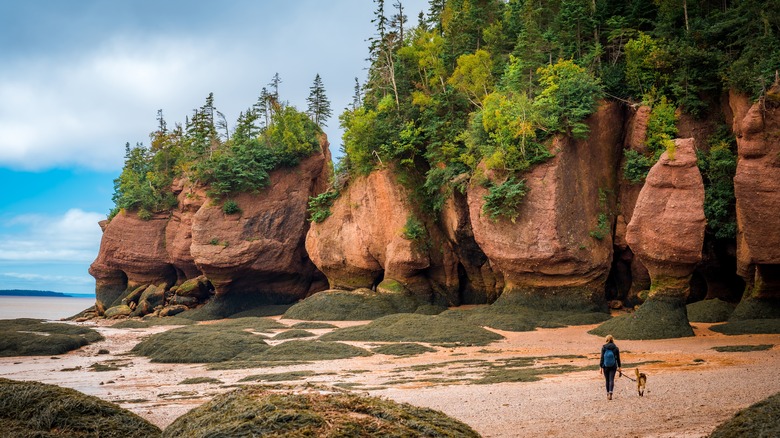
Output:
113,87,322,213
623,148,653,184
111,142,179,218
533,59,604,139
645,95,678,155
482,177,527,222
589,213,609,240
402,215,426,241
221,199,241,215
307,189,339,223
698,130,738,239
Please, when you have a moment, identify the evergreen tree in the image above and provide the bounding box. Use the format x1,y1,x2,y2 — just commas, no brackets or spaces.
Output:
352,77,363,110
307,74,333,127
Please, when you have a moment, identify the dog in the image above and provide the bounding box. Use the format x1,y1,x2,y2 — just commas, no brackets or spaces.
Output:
635,368,647,396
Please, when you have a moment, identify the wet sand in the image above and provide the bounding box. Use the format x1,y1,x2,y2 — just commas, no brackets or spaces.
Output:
0,318,778,437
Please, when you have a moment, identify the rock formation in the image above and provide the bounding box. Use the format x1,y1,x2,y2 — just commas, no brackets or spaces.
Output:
729,85,780,319
190,149,329,303
90,138,331,317
626,138,706,297
305,168,460,304
614,137,706,338
465,101,624,310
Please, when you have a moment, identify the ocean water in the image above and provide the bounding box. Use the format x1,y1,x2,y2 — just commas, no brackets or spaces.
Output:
0,296,95,320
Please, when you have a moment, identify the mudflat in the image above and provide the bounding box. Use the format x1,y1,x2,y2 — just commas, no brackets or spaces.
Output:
1,317,778,438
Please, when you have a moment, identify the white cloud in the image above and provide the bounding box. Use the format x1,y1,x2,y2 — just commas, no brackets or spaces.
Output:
0,209,104,262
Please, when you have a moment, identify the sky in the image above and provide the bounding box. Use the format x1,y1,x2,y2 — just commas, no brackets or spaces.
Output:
0,0,430,295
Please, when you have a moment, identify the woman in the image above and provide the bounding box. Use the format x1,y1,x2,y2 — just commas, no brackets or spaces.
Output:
599,334,621,400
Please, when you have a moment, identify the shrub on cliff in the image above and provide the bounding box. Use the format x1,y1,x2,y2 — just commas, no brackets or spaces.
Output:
0,378,161,438
0,319,103,356
163,386,480,438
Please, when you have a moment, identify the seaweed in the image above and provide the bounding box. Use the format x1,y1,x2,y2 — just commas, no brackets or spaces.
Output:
321,313,503,346
0,319,104,357
710,391,780,438
372,343,437,356
589,298,694,340
0,378,161,437
131,324,270,363
686,299,735,323
162,386,480,437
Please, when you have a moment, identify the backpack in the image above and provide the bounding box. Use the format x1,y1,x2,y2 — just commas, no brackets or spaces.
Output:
603,348,616,367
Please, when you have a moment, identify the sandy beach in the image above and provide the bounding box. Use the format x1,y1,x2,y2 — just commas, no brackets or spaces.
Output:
1,317,778,437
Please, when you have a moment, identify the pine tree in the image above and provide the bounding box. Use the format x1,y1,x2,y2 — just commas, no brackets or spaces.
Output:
352,77,363,110
307,74,333,127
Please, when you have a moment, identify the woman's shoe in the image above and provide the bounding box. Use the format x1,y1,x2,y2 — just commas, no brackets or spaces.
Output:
608,392,612,400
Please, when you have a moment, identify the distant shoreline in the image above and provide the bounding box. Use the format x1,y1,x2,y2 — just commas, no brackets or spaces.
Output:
0,289,95,299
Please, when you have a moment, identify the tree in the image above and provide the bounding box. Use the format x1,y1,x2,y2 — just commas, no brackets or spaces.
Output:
448,49,494,107
307,74,333,127
351,77,362,110
391,1,407,42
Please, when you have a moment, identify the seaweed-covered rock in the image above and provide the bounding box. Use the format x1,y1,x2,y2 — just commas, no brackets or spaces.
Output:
686,298,735,323
163,387,480,437
283,288,444,321
0,319,104,356
710,391,780,438
589,298,694,340
321,313,503,346
0,378,161,437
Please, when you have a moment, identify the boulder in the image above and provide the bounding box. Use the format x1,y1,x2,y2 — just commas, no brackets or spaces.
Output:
306,168,459,304
103,305,132,319
132,284,166,317
159,304,188,317
466,101,624,310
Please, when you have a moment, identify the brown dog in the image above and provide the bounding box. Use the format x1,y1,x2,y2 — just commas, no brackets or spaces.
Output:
636,368,647,396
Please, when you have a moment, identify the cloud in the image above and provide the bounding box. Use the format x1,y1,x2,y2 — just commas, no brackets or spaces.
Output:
0,209,104,262
0,36,216,171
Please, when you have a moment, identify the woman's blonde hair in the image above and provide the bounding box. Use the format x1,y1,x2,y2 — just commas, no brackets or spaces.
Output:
605,335,614,343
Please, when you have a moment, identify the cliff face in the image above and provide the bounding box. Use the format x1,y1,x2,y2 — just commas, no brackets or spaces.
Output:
465,101,624,309
729,86,780,317
89,138,331,317
91,91,779,322
305,168,460,304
